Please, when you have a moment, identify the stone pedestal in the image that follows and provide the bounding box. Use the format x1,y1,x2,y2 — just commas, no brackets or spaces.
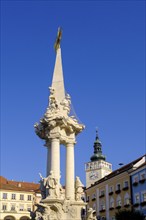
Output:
35,198,86,220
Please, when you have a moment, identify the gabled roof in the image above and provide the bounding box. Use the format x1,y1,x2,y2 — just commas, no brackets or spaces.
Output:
0,176,40,193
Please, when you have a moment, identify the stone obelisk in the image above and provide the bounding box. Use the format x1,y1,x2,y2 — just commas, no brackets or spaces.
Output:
34,28,86,220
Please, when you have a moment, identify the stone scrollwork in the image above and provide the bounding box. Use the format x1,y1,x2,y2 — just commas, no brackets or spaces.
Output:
68,207,77,218
34,88,85,141
34,202,63,220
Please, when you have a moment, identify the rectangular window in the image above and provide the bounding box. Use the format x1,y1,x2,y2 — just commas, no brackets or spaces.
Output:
109,186,113,192
20,194,24,200
110,201,114,208
100,204,105,210
117,200,121,206
3,193,7,199
28,195,32,201
100,190,105,196
124,181,128,188
86,196,90,202
27,206,31,211
140,173,146,180
11,204,15,211
19,204,24,211
92,193,96,200
109,165,112,169
142,192,146,202
116,184,120,190
11,194,16,200
135,194,140,203
125,198,130,205
133,176,138,183
2,204,7,210
93,203,96,211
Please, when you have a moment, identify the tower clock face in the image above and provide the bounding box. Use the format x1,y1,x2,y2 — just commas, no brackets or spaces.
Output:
89,171,98,180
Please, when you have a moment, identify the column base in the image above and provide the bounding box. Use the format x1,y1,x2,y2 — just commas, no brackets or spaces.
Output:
34,198,86,220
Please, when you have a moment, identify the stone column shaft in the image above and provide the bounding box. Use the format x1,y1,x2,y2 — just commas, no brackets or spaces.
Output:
65,143,75,200
46,144,51,176
50,138,60,182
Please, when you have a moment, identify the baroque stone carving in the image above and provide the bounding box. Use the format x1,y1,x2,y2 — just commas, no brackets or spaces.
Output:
75,176,84,201
34,29,86,220
34,88,85,143
87,208,96,220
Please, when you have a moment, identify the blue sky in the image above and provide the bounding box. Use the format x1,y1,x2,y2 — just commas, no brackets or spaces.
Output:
1,0,145,186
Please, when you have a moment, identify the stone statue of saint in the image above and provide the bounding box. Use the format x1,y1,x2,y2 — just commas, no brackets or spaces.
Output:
39,173,46,199
87,208,96,220
61,94,71,115
75,176,84,201
45,171,58,198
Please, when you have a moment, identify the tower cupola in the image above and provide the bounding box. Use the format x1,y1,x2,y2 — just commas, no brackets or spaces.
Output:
90,130,106,162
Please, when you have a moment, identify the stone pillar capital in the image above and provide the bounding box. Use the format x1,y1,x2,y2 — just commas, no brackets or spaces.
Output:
66,141,76,146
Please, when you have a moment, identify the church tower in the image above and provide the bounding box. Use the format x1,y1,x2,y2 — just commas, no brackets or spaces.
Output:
85,130,112,188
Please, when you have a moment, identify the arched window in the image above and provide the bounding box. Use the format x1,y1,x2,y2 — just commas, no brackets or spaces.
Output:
20,216,30,220
4,216,16,220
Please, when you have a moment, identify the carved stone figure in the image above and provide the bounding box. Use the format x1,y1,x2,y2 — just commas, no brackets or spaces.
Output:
87,208,96,220
75,176,84,201
45,171,58,198
61,94,71,114
48,87,59,110
39,173,46,199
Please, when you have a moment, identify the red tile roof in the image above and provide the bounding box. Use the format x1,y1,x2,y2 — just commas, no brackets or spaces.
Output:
0,176,40,193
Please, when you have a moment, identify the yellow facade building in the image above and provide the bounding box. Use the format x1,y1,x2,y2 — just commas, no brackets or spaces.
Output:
85,156,144,220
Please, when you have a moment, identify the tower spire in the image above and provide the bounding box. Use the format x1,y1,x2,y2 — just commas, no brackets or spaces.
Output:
51,27,65,104
90,129,106,162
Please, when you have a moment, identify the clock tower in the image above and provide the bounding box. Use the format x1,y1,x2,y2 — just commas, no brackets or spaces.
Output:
85,130,112,188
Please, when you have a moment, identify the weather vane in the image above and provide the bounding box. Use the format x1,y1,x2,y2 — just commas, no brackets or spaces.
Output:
54,27,62,52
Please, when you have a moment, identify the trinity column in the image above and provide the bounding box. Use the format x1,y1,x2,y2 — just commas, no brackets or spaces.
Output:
34,28,85,203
